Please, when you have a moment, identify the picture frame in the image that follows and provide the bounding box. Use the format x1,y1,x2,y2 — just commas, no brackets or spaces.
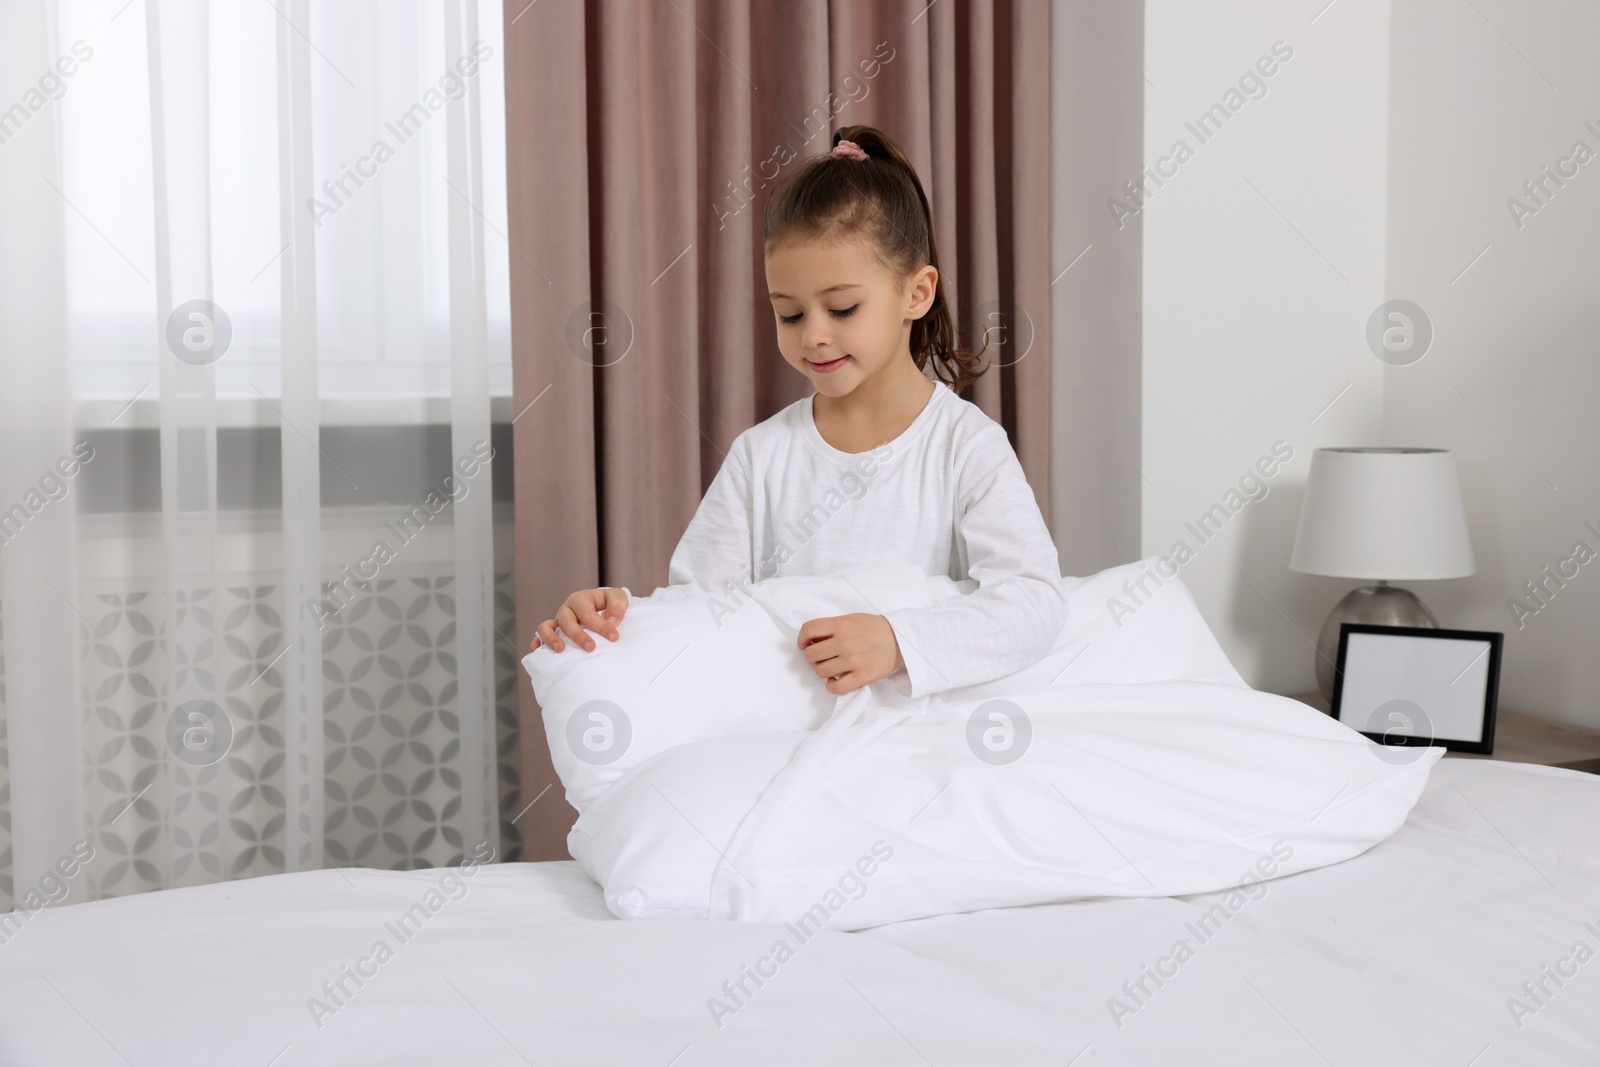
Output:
1330,623,1503,755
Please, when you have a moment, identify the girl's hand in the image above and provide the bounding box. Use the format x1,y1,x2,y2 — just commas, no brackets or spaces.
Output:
796,613,905,694
530,587,628,653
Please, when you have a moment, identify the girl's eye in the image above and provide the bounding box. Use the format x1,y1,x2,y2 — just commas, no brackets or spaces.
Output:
778,305,858,325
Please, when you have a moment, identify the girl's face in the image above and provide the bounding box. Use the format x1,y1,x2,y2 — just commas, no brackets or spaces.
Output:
765,235,936,398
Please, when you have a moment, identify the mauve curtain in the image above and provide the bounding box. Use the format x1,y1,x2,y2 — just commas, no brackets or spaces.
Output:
504,0,1051,859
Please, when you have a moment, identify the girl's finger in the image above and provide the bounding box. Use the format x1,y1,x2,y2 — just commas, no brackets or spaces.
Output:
603,587,628,627
556,606,595,652
801,634,833,662
576,603,615,642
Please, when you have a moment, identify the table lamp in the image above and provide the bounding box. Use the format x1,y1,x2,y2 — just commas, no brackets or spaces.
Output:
1289,447,1476,702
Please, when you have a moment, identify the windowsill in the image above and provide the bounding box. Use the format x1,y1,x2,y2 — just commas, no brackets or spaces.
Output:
75,395,518,430
74,503,516,583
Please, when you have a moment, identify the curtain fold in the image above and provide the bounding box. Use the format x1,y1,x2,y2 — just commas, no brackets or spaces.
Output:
443,0,501,856
0,0,84,908
275,0,325,873
505,0,1053,859
148,0,231,887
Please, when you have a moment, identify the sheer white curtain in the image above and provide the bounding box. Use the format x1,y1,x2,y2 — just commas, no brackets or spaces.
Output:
0,0,515,912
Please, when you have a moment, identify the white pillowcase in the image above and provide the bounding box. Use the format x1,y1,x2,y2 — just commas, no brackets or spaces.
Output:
932,554,1246,705
521,561,954,813
540,555,1441,930
523,553,1240,813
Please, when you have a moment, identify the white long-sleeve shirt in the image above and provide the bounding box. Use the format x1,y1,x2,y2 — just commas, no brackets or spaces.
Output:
621,380,1070,700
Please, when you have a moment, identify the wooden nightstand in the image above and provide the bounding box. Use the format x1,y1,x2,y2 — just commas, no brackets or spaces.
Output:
1287,691,1600,773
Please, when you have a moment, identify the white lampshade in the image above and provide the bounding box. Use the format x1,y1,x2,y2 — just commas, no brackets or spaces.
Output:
1289,447,1475,581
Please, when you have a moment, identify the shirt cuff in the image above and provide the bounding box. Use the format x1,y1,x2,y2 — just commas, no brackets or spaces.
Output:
882,665,915,700
881,610,936,700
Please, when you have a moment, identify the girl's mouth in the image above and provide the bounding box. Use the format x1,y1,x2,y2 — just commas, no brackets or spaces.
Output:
808,355,851,374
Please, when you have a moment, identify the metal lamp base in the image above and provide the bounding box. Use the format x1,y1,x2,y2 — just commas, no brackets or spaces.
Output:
1315,583,1439,703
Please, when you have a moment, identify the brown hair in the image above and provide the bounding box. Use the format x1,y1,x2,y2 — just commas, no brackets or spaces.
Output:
762,125,989,395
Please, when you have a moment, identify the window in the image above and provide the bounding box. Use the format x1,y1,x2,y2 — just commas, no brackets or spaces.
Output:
55,1,512,428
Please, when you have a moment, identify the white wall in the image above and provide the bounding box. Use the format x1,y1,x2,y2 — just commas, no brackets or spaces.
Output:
1141,0,1392,695
1384,0,1600,727
1051,0,1144,576
1140,0,1600,729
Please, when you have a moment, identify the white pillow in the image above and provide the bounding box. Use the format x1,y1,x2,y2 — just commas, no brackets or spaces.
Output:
521,561,951,813
560,557,1441,930
931,553,1246,706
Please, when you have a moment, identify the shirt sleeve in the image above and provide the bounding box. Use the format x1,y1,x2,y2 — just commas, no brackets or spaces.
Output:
878,428,1070,700
625,441,755,605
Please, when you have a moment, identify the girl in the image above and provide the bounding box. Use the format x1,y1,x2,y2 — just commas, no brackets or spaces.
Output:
530,125,1069,700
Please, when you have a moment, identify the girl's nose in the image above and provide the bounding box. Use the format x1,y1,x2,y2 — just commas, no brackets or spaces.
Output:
802,322,831,351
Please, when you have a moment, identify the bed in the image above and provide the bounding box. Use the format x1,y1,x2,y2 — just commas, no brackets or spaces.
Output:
1,756,1595,1066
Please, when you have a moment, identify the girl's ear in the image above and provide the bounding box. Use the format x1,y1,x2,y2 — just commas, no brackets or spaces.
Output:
907,264,938,319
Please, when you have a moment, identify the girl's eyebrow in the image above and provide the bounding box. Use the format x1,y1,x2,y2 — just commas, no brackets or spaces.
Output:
769,282,862,300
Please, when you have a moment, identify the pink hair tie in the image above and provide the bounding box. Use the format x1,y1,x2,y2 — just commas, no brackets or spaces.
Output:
831,138,868,162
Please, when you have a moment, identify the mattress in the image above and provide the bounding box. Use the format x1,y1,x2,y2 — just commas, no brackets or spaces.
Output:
1,757,1596,1066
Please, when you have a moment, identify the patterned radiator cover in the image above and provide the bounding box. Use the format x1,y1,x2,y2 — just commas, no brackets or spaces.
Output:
0,567,525,911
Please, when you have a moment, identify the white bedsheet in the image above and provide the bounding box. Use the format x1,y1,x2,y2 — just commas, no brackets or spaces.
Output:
1,759,1596,1066
0,853,1122,1065
867,757,1600,1065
